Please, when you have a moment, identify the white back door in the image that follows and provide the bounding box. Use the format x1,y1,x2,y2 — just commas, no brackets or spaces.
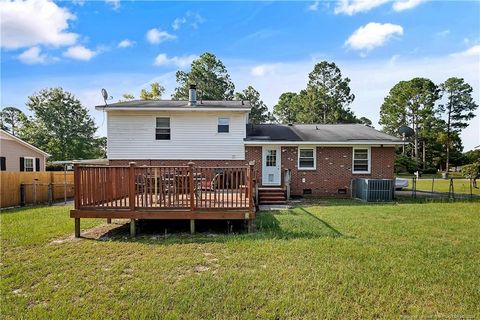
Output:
262,146,281,186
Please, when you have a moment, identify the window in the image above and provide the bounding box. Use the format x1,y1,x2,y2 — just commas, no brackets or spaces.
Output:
218,117,229,133
298,148,316,169
266,149,277,167
24,157,35,172
0,157,5,171
155,117,171,140
353,148,370,173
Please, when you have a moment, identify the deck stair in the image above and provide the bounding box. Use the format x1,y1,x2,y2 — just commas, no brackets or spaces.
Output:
258,187,286,205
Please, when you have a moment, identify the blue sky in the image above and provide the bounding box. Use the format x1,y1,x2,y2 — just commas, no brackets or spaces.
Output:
1,0,479,150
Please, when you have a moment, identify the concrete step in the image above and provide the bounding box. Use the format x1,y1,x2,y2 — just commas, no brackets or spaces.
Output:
259,200,287,205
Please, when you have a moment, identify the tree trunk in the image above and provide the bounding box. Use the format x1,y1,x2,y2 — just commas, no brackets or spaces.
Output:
445,91,451,176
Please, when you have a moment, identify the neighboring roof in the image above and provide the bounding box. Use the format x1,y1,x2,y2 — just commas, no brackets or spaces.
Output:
245,124,403,145
49,159,109,165
95,100,251,112
0,129,51,157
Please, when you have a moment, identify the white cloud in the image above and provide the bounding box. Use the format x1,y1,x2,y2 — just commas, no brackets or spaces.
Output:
334,0,424,15
146,28,176,44
0,0,78,49
118,39,135,48
172,17,186,30
450,45,480,58
63,45,96,61
308,1,320,11
251,64,277,77
153,53,197,68
18,46,47,64
172,11,205,30
345,22,403,52
105,0,120,10
334,0,389,15
436,29,450,37
392,0,425,11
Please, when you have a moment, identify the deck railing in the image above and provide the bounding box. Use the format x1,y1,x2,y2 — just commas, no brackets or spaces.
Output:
74,162,255,212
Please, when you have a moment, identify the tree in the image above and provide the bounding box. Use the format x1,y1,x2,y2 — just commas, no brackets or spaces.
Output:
20,88,104,161
235,86,269,124
358,117,373,128
119,93,135,102
439,77,478,174
273,61,357,124
380,78,440,164
0,107,27,135
140,82,165,100
172,52,235,101
305,61,356,124
273,92,298,124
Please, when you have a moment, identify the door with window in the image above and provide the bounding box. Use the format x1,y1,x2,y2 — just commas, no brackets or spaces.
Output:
262,146,281,186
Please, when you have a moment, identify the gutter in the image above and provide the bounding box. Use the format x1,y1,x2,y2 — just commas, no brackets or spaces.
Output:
243,140,404,146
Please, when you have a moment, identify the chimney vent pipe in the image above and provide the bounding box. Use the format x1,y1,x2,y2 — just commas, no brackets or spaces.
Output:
188,84,197,106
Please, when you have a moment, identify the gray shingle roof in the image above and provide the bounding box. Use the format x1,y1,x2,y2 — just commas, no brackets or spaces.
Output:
96,99,251,110
246,124,402,143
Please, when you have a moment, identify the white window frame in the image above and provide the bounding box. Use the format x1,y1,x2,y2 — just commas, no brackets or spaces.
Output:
155,117,171,141
352,147,371,174
298,147,316,170
217,117,230,133
24,156,35,172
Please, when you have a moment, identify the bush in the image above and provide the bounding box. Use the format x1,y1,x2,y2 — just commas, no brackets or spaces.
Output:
395,155,419,174
461,162,480,178
422,167,438,174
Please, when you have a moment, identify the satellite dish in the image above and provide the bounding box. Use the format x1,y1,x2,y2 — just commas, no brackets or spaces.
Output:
398,125,414,138
101,88,112,106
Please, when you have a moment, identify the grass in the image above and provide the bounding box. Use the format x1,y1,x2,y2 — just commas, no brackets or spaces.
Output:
404,177,480,195
1,200,479,319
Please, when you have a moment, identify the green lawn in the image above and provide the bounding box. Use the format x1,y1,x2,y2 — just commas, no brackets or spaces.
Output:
405,178,480,195
1,201,479,319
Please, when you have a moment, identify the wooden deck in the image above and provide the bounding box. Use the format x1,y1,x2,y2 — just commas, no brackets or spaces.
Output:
71,162,256,236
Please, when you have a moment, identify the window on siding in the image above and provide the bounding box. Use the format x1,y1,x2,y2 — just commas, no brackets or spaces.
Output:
298,148,315,169
24,157,35,172
218,117,229,133
0,157,5,171
353,148,370,173
155,117,171,140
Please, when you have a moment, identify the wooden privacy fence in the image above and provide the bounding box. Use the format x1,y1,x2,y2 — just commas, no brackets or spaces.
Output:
74,163,254,213
0,172,74,208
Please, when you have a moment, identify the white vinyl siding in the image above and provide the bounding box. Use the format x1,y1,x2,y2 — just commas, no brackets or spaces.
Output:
107,111,246,160
352,147,371,174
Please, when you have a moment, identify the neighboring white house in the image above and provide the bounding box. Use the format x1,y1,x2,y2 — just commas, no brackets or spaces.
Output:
0,129,50,171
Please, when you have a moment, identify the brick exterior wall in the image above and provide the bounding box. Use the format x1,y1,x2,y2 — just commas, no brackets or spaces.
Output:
108,145,395,198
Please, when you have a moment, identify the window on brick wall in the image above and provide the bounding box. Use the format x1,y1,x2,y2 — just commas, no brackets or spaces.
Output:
352,147,371,174
298,147,316,170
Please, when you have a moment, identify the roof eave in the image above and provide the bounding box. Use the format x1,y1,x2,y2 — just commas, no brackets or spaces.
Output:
244,140,404,145
95,106,252,112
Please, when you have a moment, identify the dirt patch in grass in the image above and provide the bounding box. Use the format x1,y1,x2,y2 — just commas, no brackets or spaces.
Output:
50,219,130,244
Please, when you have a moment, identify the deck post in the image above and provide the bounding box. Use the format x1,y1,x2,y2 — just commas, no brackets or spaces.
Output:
188,162,195,235
130,219,136,237
74,218,80,238
249,163,255,217
73,163,80,209
190,219,195,234
129,162,136,212
107,218,112,224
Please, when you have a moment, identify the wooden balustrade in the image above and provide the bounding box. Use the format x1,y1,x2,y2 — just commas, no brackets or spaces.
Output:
73,163,254,212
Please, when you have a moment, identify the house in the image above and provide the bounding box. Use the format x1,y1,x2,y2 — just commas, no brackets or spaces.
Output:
95,85,403,200
0,129,50,172
70,85,403,237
